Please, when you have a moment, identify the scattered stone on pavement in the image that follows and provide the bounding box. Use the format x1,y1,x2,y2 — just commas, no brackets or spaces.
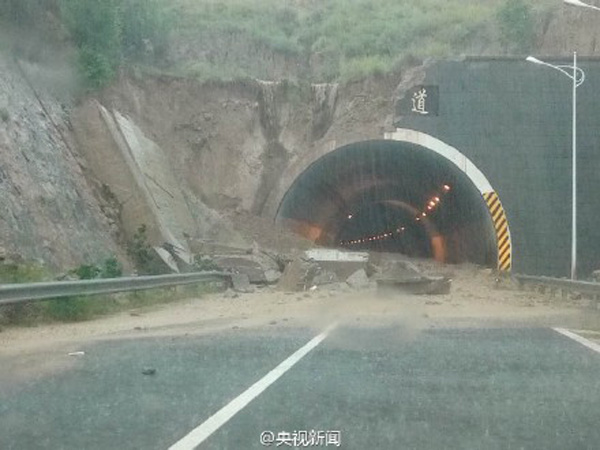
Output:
375,260,452,295
223,289,240,299
141,367,156,376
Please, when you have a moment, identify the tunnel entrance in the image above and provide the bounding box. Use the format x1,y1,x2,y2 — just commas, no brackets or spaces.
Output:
276,139,499,267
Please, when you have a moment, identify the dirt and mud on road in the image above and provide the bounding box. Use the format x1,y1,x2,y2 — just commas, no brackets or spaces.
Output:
2,258,600,389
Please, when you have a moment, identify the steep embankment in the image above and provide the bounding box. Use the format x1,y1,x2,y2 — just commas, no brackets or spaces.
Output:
0,49,125,270
91,72,399,216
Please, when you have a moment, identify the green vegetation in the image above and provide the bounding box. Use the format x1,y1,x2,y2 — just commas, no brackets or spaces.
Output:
496,0,534,54
164,0,554,82
58,0,169,88
0,284,221,325
2,0,557,84
71,257,123,280
127,224,169,275
0,261,49,284
0,257,223,326
0,0,55,26
40,282,220,323
193,255,220,272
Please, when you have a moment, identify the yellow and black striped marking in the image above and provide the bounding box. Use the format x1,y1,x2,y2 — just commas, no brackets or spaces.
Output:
483,192,512,272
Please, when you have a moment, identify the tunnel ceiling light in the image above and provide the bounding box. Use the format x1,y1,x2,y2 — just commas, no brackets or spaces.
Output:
347,214,353,219
443,184,451,192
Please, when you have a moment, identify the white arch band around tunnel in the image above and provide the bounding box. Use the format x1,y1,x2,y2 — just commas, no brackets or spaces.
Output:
384,128,512,271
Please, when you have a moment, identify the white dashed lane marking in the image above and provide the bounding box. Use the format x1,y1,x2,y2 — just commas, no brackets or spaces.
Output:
169,323,338,450
553,328,600,354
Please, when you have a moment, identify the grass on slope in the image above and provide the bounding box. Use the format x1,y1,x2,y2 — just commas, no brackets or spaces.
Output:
164,0,554,82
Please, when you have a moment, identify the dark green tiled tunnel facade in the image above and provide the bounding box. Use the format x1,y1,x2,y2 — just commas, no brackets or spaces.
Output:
395,57,600,277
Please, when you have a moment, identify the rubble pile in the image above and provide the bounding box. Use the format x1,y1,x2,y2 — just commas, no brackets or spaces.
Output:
195,237,452,296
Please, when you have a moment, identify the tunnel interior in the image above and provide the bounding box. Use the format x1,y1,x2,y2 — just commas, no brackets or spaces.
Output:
276,140,497,266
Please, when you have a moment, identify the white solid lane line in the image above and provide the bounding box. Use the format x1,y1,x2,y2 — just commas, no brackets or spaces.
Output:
168,322,338,450
553,328,600,354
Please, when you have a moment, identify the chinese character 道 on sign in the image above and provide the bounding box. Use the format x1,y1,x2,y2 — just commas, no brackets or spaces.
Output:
396,85,439,119
412,88,429,115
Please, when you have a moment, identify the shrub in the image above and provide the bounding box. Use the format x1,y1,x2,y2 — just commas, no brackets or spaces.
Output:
0,261,49,325
120,0,170,61
59,0,169,88
193,255,220,272
73,263,101,280
340,56,393,83
43,296,94,322
0,261,48,283
71,256,122,280
101,256,123,278
77,46,116,89
0,0,51,25
127,224,167,275
496,0,534,54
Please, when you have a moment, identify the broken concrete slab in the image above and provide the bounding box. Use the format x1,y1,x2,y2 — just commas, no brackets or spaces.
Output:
304,249,369,280
312,270,339,286
264,269,282,284
153,247,180,273
376,276,451,295
379,260,424,283
304,249,369,262
375,259,451,295
346,269,371,290
189,240,252,256
216,256,264,283
277,258,320,292
231,273,254,293
213,254,281,284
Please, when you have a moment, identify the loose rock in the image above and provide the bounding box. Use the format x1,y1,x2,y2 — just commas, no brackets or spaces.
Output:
346,269,370,290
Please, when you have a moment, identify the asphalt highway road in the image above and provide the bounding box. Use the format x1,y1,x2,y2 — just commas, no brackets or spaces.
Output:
1,323,599,450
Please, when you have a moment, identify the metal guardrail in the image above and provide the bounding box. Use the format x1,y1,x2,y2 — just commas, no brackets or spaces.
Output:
514,274,600,296
0,272,231,306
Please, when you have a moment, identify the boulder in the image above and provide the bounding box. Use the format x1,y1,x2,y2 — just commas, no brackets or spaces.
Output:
346,269,371,289
264,268,282,284
213,253,280,284
277,257,320,292
231,273,254,293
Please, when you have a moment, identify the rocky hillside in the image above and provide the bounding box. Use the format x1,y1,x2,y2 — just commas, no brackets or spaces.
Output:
0,50,125,270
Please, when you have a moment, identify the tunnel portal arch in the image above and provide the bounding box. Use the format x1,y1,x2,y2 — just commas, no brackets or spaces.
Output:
384,129,512,271
274,129,512,271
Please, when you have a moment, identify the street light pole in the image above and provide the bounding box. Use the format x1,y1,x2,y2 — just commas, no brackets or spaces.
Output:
526,52,585,279
571,51,577,280
564,0,599,277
